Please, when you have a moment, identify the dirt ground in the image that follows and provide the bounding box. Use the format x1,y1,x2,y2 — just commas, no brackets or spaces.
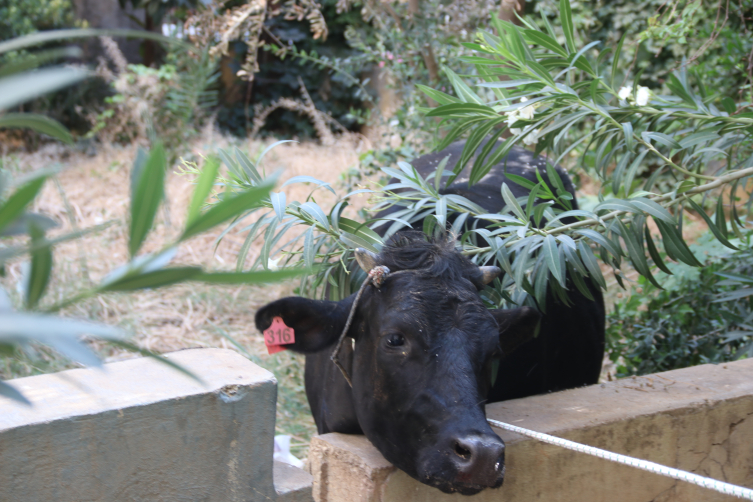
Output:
1,131,372,450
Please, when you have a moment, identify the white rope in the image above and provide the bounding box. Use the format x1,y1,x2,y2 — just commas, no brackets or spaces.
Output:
488,418,753,500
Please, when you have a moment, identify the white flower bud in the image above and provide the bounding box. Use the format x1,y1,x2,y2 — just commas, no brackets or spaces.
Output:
635,86,650,106
618,86,632,100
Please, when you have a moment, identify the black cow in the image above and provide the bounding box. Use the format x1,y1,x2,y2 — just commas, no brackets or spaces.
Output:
255,141,605,495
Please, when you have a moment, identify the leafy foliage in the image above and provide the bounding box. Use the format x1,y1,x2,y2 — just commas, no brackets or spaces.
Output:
396,0,753,312
201,0,753,372
608,231,753,376
532,0,753,103
87,39,218,158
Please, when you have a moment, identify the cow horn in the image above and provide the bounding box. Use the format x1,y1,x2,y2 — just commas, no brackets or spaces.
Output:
354,248,379,271
479,266,502,285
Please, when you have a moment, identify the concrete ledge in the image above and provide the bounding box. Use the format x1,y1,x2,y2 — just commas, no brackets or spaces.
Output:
0,348,313,502
309,359,753,502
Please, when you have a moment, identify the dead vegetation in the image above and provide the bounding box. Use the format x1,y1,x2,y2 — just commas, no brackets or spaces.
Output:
1,132,370,451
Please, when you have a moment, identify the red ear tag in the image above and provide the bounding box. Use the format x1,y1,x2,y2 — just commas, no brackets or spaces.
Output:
263,316,295,355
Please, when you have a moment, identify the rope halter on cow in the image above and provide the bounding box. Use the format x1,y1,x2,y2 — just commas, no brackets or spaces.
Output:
330,247,502,387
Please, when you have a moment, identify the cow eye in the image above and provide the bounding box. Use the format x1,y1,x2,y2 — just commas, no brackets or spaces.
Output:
385,333,405,347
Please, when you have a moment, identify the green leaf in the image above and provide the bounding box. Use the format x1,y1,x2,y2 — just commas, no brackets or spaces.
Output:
721,97,736,114
235,148,262,183
417,84,461,105
624,149,649,196
477,79,541,89
577,241,606,289
193,268,305,284
181,181,273,241
667,73,696,107
522,30,568,57
621,122,634,152
25,225,52,309
0,66,90,111
0,380,31,406
559,0,576,53
506,173,538,191
525,184,542,219
340,217,383,251
616,219,661,288
686,198,738,250
187,156,219,226
129,143,165,257
270,191,286,221
501,183,527,221
235,214,270,272
594,198,640,215
0,175,47,235
281,175,335,195
715,194,729,241
303,227,315,269
434,155,451,191
0,212,57,237
300,201,330,231
611,33,627,89
655,220,703,267
443,66,484,104
103,267,202,291
425,103,499,118
544,235,566,287
642,131,682,150
0,28,183,55
575,229,623,258
644,225,673,275
0,46,82,78
629,197,675,225
0,113,72,144
107,339,204,383
611,151,632,195
457,117,507,178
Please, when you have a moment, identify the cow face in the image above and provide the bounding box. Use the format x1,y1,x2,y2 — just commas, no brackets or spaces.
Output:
255,233,540,495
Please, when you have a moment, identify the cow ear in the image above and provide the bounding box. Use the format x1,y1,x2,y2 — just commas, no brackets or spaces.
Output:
489,306,541,356
255,295,354,354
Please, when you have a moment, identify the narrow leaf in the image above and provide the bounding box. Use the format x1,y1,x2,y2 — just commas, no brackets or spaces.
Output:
25,225,52,309
0,113,72,144
103,267,202,291
687,198,738,250
182,182,273,241
129,143,165,257
544,235,566,286
0,380,31,406
0,176,46,235
186,156,219,226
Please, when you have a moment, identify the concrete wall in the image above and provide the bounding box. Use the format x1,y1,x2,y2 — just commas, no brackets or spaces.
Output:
309,359,753,502
0,348,313,502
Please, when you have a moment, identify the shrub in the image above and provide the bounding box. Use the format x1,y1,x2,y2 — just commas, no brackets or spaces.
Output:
607,231,753,376
86,37,218,159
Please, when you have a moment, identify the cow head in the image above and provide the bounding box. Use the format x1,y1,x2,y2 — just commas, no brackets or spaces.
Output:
255,232,540,495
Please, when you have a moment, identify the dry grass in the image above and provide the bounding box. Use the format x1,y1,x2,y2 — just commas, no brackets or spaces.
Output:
1,131,371,453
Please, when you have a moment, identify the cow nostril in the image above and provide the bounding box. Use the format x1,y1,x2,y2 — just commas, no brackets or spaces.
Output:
453,441,472,459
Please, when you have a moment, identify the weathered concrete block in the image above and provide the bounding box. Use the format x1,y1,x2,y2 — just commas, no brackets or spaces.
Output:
309,359,753,502
0,348,313,502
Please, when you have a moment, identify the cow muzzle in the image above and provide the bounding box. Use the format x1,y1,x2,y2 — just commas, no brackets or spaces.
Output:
419,432,506,495
450,433,506,488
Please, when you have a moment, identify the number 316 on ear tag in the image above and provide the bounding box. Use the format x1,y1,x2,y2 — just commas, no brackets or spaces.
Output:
263,317,295,355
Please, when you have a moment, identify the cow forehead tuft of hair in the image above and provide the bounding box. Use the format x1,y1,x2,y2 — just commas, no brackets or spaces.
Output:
379,231,483,284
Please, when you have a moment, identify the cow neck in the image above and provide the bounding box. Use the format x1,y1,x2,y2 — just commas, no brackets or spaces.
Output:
330,265,415,387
